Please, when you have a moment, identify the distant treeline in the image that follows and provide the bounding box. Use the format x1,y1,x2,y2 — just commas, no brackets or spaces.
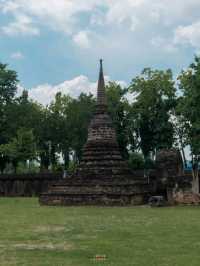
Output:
0,56,200,174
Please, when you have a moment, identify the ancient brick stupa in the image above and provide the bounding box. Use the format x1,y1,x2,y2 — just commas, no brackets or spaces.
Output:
40,60,149,206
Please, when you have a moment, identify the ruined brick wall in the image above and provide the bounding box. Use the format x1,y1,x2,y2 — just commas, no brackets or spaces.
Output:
154,149,194,203
0,173,62,197
156,148,184,178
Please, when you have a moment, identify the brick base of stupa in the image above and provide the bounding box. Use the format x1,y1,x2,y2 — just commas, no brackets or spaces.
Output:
39,175,151,206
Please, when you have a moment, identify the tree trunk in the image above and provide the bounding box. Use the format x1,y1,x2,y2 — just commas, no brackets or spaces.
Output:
40,153,49,172
13,160,18,174
50,144,57,171
192,155,199,194
63,149,69,170
180,141,187,168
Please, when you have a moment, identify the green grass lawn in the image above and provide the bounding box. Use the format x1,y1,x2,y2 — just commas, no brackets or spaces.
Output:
0,198,200,266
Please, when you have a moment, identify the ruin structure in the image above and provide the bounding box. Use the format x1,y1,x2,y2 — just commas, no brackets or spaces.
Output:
153,149,199,205
39,60,150,206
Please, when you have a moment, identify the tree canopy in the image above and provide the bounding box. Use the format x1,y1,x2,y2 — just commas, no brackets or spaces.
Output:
129,68,176,161
0,57,200,174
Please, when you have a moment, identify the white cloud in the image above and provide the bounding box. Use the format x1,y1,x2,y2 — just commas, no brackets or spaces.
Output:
1,0,200,74
105,0,143,30
0,0,101,35
16,84,24,97
90,9,105,26
10,51,24,59
2,13,39,36
151,36,177,53
151,36,164,47
1,0,200,37
174,20,200,48
1,0,200,54
73,31,91,49
28,75,96,105
17,75,126,105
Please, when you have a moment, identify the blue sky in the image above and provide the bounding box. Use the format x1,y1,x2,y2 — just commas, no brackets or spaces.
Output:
0,0,200,104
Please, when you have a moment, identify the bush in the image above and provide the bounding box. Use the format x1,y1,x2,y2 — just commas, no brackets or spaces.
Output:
128,152,145,170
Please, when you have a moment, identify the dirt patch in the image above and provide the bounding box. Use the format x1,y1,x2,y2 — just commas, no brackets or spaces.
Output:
14,242,73,251
0,242,73,251
33,225,66,233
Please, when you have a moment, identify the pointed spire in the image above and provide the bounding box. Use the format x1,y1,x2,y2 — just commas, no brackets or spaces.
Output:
97,59,106,106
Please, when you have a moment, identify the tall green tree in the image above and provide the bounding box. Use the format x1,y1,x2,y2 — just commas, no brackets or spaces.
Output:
170,111,187,167
0,63,18,104
0,63,19,172
35,107,52,172
177,56,200,192
5,90,42,139
106,82,135,159
68,93,95,163
3,89,44,172
0,128,36,173
42,92,95,171
47,92,73,170
129,68,176,163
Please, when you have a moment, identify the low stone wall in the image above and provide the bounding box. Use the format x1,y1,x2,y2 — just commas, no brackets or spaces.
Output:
166,174,193,203
0,170,150,198
0,173,62,197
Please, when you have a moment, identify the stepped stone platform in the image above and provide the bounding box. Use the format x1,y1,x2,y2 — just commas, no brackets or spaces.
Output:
39,179,150,206
39,60,151,206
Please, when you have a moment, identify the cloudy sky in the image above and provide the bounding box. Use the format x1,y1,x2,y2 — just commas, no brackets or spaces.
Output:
0,0,199,104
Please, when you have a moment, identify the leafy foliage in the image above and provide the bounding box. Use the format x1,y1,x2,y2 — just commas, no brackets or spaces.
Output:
128,152,145,170
106,82,134,159
178,56,200,158
177,56,200,191
0,128,36,172
0,63,18,104
1,60,200,174
129,68,176,161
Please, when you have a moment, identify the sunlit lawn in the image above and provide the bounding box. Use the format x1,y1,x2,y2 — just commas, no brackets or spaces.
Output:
0,198,200,266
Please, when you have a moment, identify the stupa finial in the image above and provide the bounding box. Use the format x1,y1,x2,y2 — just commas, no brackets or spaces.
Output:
97,59,106,106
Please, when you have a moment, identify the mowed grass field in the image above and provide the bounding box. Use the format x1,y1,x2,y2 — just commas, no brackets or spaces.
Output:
0,199,200,266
